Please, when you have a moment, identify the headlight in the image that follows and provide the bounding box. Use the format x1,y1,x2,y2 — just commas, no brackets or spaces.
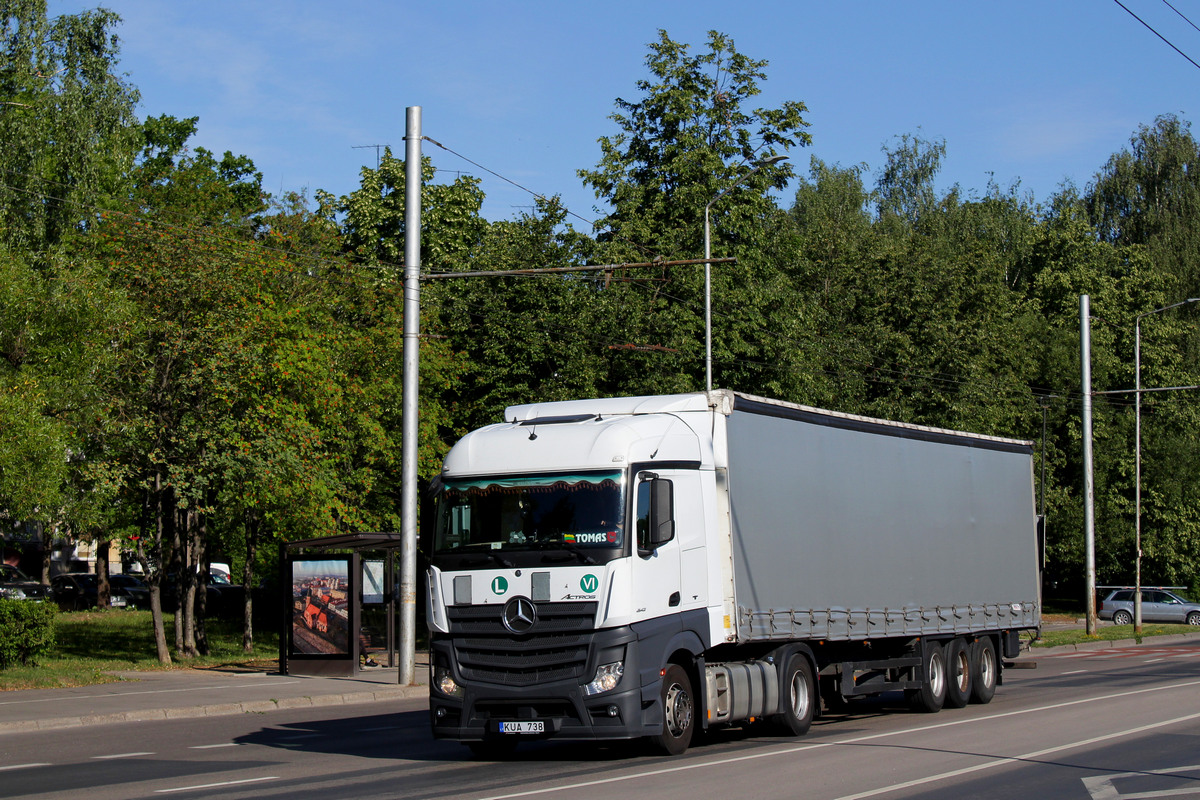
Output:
433,665,464,698
0,588,26,600
583,661,624,696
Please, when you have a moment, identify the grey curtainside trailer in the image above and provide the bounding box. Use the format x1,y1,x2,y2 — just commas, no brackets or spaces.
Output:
724,393,1041,643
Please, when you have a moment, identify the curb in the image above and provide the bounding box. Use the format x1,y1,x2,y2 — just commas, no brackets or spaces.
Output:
1029,630,1200,656
0,684,428,735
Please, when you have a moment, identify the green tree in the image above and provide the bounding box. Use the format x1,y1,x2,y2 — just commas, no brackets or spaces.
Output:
0,0,141,252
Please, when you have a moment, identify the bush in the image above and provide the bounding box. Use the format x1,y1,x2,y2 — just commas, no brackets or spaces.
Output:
0,599,57,668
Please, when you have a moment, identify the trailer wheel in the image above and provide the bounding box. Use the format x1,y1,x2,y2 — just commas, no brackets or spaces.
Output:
906,641,946,713
652,664,695,756
770,655,816,736
969,636,997,704
943,638,971,709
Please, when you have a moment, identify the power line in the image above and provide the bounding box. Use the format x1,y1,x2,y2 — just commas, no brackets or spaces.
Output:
1113,0,1200,71
1161,0,1200,35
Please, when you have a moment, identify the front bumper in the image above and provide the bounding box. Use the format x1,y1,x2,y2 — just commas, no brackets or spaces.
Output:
429,627,657,742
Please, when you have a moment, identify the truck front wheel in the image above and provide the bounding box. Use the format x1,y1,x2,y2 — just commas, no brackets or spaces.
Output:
770,655,816,736
652,664,696,756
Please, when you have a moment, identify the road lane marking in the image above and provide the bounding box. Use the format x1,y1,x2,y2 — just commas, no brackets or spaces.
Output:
833,710,1200,800
154,776,280,793
476,677,1200,800
0,763,50,771
1081,762,1200,799
92,752,154,759
190,743,240,749
1062,670,1088,675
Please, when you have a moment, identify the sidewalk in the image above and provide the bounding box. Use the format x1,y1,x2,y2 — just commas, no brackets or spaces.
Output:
0,655,429,735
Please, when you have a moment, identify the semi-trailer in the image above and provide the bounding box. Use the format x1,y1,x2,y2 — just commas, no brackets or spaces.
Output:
426,390,1041,755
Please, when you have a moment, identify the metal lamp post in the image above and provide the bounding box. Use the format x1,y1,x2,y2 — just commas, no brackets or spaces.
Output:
1133,297,1200,633
703,154,788,393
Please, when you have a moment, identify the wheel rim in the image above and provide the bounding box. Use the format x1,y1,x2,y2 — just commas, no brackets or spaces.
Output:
1188,613,1200,626
979,646,996,689
953,649,970,693
664,682,693,738
789,669,811,720
1116,611,1131,625
929,652,945,698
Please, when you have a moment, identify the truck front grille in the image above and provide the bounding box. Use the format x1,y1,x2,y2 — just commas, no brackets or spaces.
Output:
447,602,597,686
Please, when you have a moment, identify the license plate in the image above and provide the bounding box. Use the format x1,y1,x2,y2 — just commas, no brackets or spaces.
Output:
499,720,544,734
110,596,127,607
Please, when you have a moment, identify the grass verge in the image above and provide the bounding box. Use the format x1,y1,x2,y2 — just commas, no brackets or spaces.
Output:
1031,623,1198,648
0,610,278,691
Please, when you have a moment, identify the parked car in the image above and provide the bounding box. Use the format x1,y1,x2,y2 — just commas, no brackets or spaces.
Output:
0,564,51,601
1100,588,1200,626
110,574,150,609
50,573,149,611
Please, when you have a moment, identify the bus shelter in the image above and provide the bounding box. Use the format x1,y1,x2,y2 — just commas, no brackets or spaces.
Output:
280,532,402,677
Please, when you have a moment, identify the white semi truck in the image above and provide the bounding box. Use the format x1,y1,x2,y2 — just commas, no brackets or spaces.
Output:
426,391,1041,755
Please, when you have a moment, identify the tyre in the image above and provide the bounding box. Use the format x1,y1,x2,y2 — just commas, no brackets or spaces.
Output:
651,664,696,756
1187,611,1200,626
1113,609,1133,626
969,636,997,705
943,638,971,709
906,641,946,713
770,655,816,736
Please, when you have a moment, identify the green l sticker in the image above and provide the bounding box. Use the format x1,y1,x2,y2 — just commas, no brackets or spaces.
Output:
491,576,509,595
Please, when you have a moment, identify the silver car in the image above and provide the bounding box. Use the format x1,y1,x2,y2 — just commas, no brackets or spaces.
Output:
1100,588,1200,626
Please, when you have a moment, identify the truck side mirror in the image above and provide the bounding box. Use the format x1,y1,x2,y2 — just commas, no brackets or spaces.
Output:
647,477,675,549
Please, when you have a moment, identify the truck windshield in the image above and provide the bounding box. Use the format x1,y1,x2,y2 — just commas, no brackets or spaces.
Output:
434,471,625,562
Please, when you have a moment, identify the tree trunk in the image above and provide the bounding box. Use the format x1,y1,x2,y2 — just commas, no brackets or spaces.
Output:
242,511,258,653
147,472,171,665
96,538,111,610
194,508,209,656
177,504,197,659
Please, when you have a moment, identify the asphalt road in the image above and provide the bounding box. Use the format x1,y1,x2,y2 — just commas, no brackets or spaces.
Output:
2,641,1199,800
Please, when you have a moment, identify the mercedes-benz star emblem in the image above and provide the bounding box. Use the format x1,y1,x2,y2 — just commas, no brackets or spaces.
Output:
502,596,537,634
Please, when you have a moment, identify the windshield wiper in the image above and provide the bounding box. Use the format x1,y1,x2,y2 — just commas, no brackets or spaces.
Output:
541,543,597,565
461,551,515,568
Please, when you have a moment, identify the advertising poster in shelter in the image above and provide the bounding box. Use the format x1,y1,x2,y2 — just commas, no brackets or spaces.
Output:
362,559,384,605
290,558,351,656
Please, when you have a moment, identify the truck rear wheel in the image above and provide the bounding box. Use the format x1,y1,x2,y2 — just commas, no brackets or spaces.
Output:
944,638,971,709
969,636,997,704
652,664,695,756
770,655,816,736
906,641,946,713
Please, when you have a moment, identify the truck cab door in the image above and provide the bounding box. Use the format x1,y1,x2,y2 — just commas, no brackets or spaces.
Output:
631,472,682,621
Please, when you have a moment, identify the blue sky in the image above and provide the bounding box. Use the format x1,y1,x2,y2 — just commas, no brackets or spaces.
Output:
48,1,1200,223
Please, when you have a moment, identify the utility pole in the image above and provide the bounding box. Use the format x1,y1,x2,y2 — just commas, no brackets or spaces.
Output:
1081,295,1097,636
399,109,421,685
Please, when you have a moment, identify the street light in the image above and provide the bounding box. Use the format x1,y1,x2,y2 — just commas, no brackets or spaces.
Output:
1134,297,1200,633
703,154,788,393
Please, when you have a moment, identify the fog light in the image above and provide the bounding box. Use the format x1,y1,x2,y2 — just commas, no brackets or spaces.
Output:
434,665,464,698
606,704,619,717
583,661,624,696
436,706,447,718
